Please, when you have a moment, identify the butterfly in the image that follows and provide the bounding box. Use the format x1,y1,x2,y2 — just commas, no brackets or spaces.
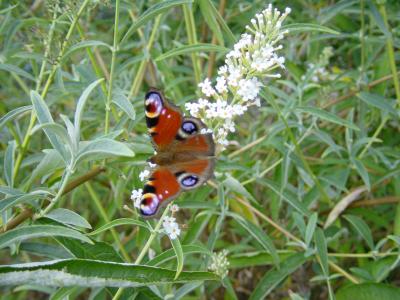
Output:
139,89,215,217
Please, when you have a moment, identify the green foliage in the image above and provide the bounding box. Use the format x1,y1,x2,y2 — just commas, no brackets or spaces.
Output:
1,0,400,299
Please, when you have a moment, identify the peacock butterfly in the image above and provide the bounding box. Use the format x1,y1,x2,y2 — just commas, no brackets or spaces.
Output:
139,89,215,217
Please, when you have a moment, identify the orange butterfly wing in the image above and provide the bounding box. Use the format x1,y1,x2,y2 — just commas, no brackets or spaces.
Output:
140,90,215,217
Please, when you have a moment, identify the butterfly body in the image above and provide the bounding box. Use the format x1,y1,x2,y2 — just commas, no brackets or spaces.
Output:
140,89,215,217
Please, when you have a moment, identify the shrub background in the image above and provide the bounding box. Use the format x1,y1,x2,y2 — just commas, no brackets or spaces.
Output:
0,1,400,299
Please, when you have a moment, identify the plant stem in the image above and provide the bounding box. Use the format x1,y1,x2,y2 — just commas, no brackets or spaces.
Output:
105,0,120,135
35,169,72,218
128,15,162,99
183,4,201,83
112,204,172,300
85,182,131,262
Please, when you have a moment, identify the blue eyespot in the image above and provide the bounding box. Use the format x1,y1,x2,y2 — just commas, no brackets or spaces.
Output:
140,194,159,216
181,175,199,187
181,121,197,135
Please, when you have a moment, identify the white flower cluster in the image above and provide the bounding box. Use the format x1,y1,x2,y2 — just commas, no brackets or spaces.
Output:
131,188,143,208
208,249,230,278
185,4,290,150
163,216,181,240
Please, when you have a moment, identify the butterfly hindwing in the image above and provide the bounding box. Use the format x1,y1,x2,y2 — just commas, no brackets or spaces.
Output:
139,159,215,217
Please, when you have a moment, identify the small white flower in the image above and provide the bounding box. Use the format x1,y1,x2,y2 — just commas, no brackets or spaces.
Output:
198,78,215,97
218,65,227,75
166,223,181,240
163,216,176,228
227,66,241,87
237,77,262,101
139,169,150,182
171,204,180,213
131,189,143,208
215,76,228,94
163,216,181,240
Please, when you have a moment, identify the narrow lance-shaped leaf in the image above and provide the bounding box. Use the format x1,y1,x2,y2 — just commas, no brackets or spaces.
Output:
30,91,69,161
4,141,16,187
121,0,193,44
296,106,360,131
45,208,92,229
315,228,329,276
170,237,184,280
155,43,228,61
0,259,219,287
0,225,93,249
343,214,374,250
87,218,149,236
249,253,308,300
75,138,134,164
112,92,136,120
229,212,279,267
305,213,318,247
74,78,104,145
0,105,31,130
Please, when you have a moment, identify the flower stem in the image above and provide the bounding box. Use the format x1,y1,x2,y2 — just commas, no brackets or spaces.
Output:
112,204,172,300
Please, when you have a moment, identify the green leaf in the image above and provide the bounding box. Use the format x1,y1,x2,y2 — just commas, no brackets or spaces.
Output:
170,237,184,280
0,63,36,81
230,213,279,267
336,283,400,300
357,92,396,116
155,43,228,61
352,158,371,191
76,138,134,163
223,174,255,202
367,0,391,38
20,242,72,259
31,91,68,161
46,208,92,229
305,213,318,247
314,228,329,276
63,40,112,61
198,0,224,45
0,225,92,249
249,253,308,300
0,259,219,287
0,105,31,130
296,106,360,131
0,191,50,213
112,92,136,120
121,0,193,44
74,78,104,144
57,238,123,262
283,23,340,35
343,214,374,250
261,179,311,217
4,141,16,187
148,244,211,267
32,123,73,153
199,0,235,44
29,150,65,186
87,218,149,236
